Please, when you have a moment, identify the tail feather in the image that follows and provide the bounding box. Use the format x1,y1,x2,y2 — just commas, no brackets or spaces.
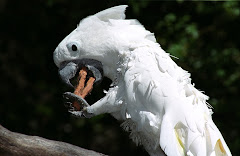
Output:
160,115,232,156
207,120,232,156
186,120,231,156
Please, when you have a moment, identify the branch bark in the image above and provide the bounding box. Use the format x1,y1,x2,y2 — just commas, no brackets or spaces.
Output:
0,125,106,156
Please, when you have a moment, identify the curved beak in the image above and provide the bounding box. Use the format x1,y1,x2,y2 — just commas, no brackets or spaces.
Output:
58,59,104,88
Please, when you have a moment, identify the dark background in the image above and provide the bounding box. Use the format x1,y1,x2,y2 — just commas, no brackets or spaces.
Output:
0,1,239,155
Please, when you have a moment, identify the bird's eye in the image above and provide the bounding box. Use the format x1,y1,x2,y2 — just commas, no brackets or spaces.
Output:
71,44,77,51
67,42,80,53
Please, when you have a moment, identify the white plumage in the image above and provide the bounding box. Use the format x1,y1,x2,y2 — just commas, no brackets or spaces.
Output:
53,5,232,156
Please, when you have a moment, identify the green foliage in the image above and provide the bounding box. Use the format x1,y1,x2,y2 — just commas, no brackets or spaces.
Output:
0,1,239,155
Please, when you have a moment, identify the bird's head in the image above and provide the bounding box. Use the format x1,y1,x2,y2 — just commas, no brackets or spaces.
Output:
53,6,127,83
53,5,156,87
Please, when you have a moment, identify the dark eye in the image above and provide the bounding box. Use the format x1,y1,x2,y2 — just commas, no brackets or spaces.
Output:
71,44,77,51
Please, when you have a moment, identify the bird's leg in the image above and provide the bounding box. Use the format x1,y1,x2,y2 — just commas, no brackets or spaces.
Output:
63,67,95,118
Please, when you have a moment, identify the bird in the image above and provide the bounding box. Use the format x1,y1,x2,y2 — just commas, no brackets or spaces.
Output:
53,5,232,156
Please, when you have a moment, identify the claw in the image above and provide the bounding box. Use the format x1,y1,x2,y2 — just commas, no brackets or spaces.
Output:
64,102,75,111
69,110,84,118
69,110,94,118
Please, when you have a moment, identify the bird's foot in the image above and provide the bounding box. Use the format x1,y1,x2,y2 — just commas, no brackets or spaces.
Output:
63,92,94,118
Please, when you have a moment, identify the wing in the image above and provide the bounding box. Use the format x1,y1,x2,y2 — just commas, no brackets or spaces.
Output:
152,48,232,156
123,46,231,156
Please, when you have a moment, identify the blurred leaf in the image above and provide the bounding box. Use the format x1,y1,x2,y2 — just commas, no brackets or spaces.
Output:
185,23,199,39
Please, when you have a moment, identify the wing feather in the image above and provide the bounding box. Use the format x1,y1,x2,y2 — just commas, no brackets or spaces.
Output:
160,114,181,156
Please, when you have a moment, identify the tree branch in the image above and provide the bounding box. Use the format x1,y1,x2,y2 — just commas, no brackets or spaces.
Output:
0,125,106,156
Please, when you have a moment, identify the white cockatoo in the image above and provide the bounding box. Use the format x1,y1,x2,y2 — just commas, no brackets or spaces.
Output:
53,5,232,156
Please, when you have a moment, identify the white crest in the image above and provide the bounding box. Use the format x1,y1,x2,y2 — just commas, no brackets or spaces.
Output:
94,5,128,22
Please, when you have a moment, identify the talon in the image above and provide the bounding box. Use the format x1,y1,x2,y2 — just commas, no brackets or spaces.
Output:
69,110,94,118
69,111,84,118
64,102,75,111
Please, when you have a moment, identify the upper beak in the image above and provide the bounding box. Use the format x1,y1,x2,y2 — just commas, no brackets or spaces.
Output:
58,59,104,88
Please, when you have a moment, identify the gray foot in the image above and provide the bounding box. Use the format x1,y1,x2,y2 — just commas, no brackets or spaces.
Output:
63,92,94,118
